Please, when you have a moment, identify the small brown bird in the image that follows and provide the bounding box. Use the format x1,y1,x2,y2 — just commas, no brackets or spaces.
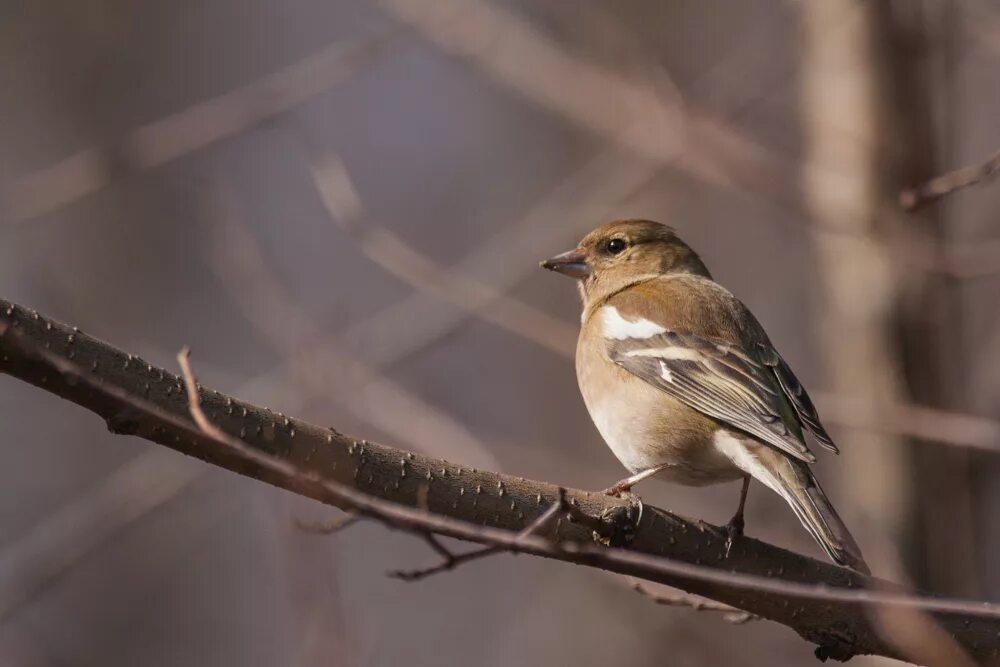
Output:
542,220,868,574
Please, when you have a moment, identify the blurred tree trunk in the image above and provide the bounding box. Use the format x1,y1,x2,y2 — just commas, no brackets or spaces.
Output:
877,0,979,596
801,0,977,594
799,1,914,579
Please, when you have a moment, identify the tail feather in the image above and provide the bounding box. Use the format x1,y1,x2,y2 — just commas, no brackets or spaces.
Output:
718,433,870,574
786,469,870,575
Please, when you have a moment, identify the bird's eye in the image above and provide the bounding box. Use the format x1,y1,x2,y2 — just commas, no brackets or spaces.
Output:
605,238,627,254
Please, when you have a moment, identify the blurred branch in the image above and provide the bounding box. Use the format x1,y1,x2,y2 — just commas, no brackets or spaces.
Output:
378,0,686,163
327,147,656,366
814,391,1000,454
893,231,1000,280
309,154,575,356
4,300,1000,663
377,0,801,208
212,144,656,433
1,31,399,222
378,0,998,284
205,191,504,471
900,149,1000,211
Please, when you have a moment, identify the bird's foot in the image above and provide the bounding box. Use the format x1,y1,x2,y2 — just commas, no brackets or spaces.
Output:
602,484,644,510
722,514,745,558
602,465,671,497
602,481,634,497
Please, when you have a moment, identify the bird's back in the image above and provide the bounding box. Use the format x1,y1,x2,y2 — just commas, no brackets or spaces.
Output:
598,275,760,347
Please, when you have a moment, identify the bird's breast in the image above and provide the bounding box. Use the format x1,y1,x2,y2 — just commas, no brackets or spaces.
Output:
575,330,741,485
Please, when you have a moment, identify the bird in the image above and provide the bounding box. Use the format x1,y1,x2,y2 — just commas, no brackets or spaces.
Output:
541,219,869,574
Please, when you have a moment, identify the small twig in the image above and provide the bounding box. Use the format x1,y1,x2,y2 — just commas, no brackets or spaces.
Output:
180,344,479,581
518,489,570,539
295,512,361,535
176,346,229,442
388,533,495,581
389,488,571,581
631,580,759,625
900,149,1000,211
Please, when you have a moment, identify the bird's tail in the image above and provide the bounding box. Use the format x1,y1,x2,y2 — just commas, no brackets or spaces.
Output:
766,452,870,575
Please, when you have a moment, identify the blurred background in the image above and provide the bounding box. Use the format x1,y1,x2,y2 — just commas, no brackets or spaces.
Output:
2,0,1000,665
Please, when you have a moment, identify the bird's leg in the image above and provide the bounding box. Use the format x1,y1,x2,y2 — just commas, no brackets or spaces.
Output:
723,476,750,557
603,463,672,497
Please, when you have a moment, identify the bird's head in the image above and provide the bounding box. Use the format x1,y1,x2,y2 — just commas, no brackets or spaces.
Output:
541,219,710,304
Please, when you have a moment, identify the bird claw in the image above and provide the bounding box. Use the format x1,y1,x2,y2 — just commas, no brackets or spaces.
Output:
601,483,643,507
601,464,672,498
602,482,631,497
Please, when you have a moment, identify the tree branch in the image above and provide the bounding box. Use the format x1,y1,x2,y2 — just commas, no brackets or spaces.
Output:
900,149,1000,211
2,298,1000,663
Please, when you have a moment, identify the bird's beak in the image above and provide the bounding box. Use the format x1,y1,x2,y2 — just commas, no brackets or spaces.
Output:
540,248,590,279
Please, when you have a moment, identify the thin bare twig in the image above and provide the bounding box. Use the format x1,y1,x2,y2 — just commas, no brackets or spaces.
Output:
900,149,1000,211
177,346,229,442
630,580,759,625
389,487,569,581
389,533,498,581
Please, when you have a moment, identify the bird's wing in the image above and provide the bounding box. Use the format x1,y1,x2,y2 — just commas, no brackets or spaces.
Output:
608,328,817,463
754,343,838,453
598,277,825,462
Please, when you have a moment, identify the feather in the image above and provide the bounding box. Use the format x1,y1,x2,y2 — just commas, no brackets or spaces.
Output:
609,330,816,463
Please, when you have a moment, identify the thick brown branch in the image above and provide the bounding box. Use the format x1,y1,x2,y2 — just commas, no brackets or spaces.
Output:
2,298,1000,663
